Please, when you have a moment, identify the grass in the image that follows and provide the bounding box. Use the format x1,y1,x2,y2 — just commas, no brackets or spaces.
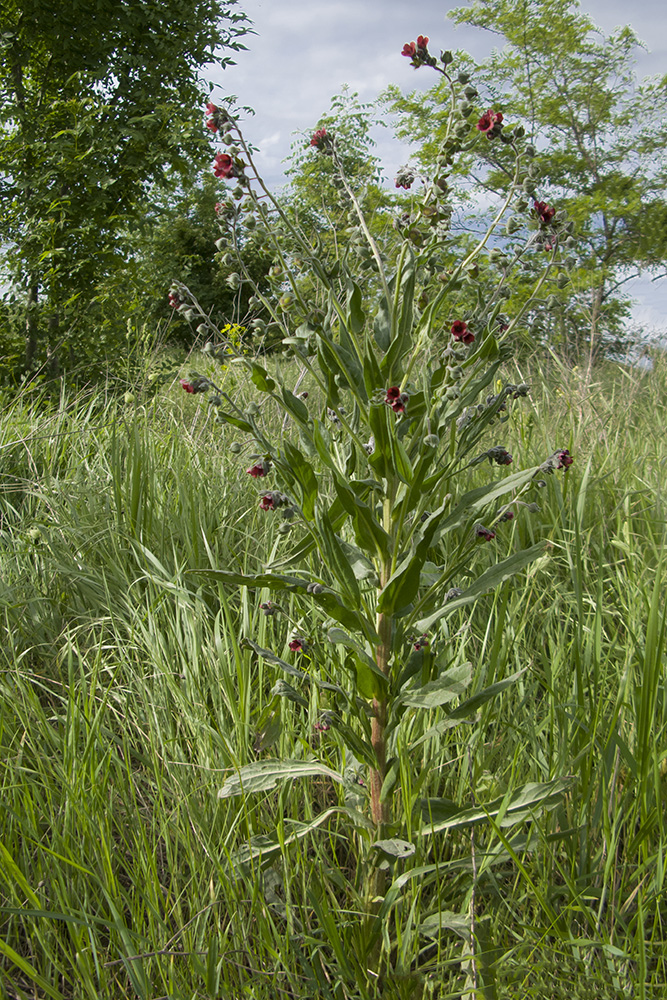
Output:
0,352,666,999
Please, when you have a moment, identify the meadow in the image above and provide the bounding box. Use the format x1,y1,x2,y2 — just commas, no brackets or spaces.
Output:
0,349,666,1000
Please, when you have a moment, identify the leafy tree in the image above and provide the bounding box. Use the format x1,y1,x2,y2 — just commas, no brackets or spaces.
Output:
385,0,667,365
0,0,250,378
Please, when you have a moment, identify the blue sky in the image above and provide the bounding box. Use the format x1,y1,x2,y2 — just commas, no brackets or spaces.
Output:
208,0,667,335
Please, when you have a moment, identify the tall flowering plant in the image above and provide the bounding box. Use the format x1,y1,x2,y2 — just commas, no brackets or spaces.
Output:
174,38,573,905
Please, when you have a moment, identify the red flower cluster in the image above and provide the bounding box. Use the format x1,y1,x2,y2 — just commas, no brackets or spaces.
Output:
213,152,236,179
180,379,196,393
310,128,329,151
385,386,409,414
534,200,556,225
487,446,513,466
259,493,276,510
554,448,573,469
205,102,219,132
475,525,496,542
395,166,415,190
401,35,429,62
412,634,430,652
289,638,308,653
247,461,270,478
477,109,504,138
168,291,182,309
451,320,475,344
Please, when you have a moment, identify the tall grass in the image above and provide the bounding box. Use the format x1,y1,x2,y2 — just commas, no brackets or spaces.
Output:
1,355,666,999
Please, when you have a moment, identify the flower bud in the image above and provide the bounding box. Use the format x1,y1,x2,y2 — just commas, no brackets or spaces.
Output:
463,85,478,99
277,522,291,534
457,71,471,84
226,273,241,291
445,386,460,400
247,402,260,415
215,238,226,251
441,50,454,64
230,442,242,453
556,273,570,288
423,434,439,448
524,145,536,158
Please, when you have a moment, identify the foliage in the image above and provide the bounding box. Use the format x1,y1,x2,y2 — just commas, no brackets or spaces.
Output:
0,0,250,379
384,0,667,365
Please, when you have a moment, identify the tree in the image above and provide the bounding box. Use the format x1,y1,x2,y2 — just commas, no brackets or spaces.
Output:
0,0,250,377
385,0,667,365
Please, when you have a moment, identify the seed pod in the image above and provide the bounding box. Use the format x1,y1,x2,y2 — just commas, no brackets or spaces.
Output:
230,442,242,453
226,273,241,291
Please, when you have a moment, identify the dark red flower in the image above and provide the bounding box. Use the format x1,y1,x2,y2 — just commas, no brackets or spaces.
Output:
487,446,513,466
416,35,429,50
555,448,574,469
310,128,330,151
385,386,408,413
247,462,269,478
289,638,308,653
259,493,276,510
451,320,475,344
206,118,218,132
475,524,496,541
206,102,218,114
413,633,430,651
533,200,556,225
395,166,415,189
477,109,504,136
168,292,181,309
213,152,236,179
401,41,417,57
180,379,196,394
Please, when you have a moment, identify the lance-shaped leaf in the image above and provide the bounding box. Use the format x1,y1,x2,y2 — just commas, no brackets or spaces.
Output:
373,294,391,352
418,777,572,833
328,627,385,680
346,279,366,335
316,334,367,404
250,363,276,393
333,475,391,559
399,661,472,709
282,441,318,521
416,542,547,633
409,670,526,748
281,387,310,426
381,247,416,380
315,512,362,607
377,497,451,614
431,467,541,542
218,759,344,798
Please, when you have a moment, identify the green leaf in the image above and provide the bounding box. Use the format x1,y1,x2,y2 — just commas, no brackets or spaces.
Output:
371,839,416,858
377,552,422,615
271,679,309,709
400,662,472,709
416,543,547,632
218,759,344,798
339,539,378,583
347,279,366,335
432,467,541,542
282,441,318,520
419,778,572,833
241,638,308,681
327,627,383,677
316,334,367,404
250,363,276,393
215,410,254,433
420,911,471,943
373,296,391,352
316,512,362,607
282,387,310,425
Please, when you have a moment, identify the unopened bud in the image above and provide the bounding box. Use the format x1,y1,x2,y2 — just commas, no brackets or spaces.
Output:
463,85,478,99
556,273,570,288
230,442,242,453
226,273,241,291
441,50,454,64
457,71,471,84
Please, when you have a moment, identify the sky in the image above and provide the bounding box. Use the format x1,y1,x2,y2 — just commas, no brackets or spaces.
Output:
206,0,667,335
